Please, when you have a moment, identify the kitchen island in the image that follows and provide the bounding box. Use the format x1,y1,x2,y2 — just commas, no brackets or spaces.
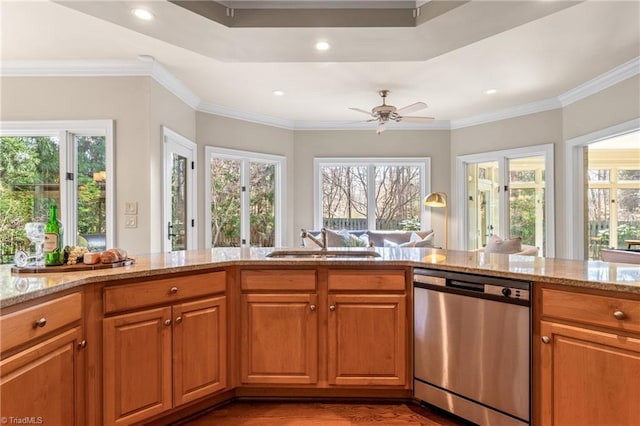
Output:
1,247,639,426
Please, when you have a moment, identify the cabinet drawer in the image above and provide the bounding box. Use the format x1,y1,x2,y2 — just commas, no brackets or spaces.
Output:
104,271,225,313
241,270,316,291
0,292,82,353
542,288,640,334
328,269,406,291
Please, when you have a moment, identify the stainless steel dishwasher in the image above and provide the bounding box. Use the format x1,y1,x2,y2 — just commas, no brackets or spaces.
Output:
413,268,531,426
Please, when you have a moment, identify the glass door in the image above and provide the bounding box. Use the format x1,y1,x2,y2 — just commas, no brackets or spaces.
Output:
210,158,242,247
467,161,499,250
162,128,196,252
249,161,276,247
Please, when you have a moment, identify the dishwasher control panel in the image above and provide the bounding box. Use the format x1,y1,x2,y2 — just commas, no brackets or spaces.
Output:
485,284,530,301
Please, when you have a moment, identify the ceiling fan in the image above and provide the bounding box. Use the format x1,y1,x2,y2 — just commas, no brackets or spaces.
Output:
349,90,434,134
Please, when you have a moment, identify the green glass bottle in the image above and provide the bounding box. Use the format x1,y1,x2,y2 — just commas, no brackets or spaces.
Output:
44,204,64,266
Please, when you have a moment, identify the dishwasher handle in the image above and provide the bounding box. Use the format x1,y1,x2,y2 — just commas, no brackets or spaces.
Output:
448,280,484,292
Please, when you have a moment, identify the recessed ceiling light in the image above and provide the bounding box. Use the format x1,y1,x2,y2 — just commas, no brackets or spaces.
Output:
132,8,154,21
484,88,498,95
272,90,284,96
315,41,331,51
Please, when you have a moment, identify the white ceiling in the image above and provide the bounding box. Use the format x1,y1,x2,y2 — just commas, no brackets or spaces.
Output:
1,0,639,130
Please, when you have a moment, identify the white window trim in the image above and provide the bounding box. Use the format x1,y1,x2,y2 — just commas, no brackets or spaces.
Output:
455,144,555,256
162,127,198,251
565,118,640,260
313,157,432,231
1,120,115,248
204,146,286,248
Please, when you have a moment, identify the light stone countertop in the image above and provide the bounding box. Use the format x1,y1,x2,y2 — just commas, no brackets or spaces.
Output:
2,247,640,308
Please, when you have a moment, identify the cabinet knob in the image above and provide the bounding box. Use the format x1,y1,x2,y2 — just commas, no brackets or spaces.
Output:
329,305,336,311
78,340,87,349
169,287,178,294
33,317,47,328
164,319,172,326
613,310,625,320
309,304,316,312
541,336,551,344
175,316,183,324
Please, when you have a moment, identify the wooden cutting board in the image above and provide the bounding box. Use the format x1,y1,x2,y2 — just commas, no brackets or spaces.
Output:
11,258,135,273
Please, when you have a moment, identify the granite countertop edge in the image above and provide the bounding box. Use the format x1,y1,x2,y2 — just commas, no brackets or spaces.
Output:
2,248,639,308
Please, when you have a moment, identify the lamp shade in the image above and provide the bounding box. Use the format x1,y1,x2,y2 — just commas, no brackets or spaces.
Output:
423,192,447,207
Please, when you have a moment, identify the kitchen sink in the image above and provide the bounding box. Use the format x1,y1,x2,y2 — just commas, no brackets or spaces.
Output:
266,249,381,258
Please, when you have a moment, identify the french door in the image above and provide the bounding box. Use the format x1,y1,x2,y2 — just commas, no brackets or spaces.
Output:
458,144,554,257
162,127,196,252
205,147,284,248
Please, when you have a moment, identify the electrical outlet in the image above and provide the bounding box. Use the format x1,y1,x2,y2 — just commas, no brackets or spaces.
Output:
125,201,138,215
124,215,137,228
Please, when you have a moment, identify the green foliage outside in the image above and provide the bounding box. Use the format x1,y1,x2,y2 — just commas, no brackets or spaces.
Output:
0,136,106,263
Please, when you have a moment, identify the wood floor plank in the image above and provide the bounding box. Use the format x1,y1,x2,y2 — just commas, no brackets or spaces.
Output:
174,402,471,425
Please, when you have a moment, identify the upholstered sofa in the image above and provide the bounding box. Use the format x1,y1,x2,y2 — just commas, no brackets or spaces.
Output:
302,228,435,248
600,248,640,264
473,235,539,256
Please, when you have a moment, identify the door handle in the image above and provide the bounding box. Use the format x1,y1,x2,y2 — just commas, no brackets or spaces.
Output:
167,222,177,239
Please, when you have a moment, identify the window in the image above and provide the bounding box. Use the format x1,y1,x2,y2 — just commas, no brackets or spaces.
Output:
0,121,114,264
587,133,640,256
314,158,431,231
205,147,285,248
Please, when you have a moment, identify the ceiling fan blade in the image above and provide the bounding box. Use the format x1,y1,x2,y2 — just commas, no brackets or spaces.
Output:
398,116,435,123
349,107,373,116
396,102,428,115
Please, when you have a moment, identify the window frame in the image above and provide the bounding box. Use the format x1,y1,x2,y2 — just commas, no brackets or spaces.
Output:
0,120,115,249
204,146,286,248
313,157,432,231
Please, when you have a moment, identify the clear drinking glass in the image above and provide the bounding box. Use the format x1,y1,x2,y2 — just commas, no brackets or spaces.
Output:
25,222,45,268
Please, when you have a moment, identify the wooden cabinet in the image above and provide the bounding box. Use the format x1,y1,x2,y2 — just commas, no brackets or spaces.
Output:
239,267,409,389
537,287,640,426
327,270,407,387
102,272,227,426
0,292,85,426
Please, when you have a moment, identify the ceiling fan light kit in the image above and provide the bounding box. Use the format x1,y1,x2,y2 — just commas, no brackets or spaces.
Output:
349,90,434,134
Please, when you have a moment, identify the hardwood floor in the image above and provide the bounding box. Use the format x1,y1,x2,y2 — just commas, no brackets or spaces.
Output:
173,401,472,425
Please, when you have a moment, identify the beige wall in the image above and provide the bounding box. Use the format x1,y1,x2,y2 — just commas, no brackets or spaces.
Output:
292,130,451,249
195,113,296,246
0,76,152,255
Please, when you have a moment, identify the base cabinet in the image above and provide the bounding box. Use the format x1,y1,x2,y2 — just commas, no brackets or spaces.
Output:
239,268,409,389
0,327,85,426
103,295,227,426
538,287,640,426
328,293,406,386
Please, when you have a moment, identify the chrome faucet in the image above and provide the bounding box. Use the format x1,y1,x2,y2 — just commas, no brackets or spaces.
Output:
300,228,327,249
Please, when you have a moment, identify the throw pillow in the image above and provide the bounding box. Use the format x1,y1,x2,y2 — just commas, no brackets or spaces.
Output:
325,228,349,247
411,231,435,248
484,235,523,254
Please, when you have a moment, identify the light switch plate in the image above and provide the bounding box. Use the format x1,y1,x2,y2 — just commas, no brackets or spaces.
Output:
124,215,137,228
125,201,137,215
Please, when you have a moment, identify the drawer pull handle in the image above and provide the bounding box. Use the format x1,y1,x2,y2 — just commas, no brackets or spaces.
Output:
541,336,551,344
329,305,336,311
175,316,183,324
164,319,172,326
613,310,626,320
34,317,47,328
169,287,178,294
309,304,317,312
78,340,87,349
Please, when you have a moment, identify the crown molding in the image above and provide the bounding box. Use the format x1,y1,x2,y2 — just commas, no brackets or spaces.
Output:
197,100,295,130
2,56,638,132
450,97,562,130
558,56,640,107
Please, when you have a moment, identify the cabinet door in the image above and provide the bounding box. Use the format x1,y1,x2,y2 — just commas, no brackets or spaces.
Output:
173,296,227,405
1,327,85,426
103,307,172,426
328,294,406,386
241,293,318,384
540,320,640,425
